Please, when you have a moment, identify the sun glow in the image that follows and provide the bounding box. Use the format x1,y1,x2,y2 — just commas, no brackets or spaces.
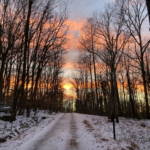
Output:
63,84,72,90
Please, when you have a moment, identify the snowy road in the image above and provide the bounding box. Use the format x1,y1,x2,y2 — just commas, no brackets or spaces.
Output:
30,113,79,150
0,113,101,150
1,113,150,150
0,113,90,150
22,113,95,150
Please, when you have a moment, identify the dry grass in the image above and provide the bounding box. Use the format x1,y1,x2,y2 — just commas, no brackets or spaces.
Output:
107,119,111,122
126,146,134,150
94,122,98,125
101,138,108,142
126,142,139,150
83,120,94,132
131,142,139,150
140,123,146,127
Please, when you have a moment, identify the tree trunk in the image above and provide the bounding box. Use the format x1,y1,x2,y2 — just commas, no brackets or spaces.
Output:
146,0,150,24
127,69,135,118
89,54,94,111
19,0,33,115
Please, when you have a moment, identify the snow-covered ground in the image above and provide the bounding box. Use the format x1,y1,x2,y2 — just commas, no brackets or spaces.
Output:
0,113,150,150
0,110,53,140
76,114,150,150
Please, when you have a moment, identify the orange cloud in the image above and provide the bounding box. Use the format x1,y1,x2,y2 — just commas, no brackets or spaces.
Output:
65,19,85,49
63,62,74,69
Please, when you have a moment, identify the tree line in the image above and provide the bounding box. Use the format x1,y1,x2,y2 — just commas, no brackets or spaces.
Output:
70,0,150,121
0,0,69,122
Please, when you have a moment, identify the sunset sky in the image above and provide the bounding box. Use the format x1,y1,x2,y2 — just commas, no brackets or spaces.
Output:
63,0,114,91
62,0,149,93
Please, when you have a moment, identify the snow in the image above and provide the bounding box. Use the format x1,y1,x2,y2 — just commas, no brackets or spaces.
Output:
19,113,71,150
0,113,150,150
75,114,150,150
0,110,54,139
1,107,11,109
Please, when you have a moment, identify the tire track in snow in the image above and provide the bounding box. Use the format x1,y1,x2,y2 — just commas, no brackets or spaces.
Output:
11,113,81,150
65,113,79,150
29,113,79,150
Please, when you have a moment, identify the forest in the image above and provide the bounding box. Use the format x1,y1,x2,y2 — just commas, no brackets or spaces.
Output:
0,0,68,122
0,0,150,124
70,0,150,121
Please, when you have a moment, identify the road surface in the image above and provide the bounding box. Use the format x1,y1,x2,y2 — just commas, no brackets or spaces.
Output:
1,113,95,150
29,113,79,150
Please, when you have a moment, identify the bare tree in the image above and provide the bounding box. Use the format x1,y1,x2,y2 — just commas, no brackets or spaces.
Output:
0,0,69,122
0,0,25,104
122,0,150,119
84,2,129,121
146,0,150,24
79,18,101,114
